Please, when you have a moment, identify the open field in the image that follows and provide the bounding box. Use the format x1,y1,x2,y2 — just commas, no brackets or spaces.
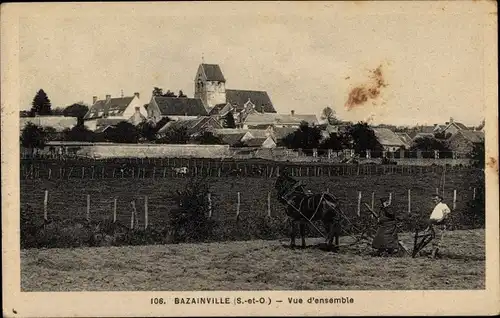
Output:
20,168,484,236
21,229,485,291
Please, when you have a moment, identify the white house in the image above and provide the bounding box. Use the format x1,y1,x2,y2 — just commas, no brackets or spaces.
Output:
83,93,146,131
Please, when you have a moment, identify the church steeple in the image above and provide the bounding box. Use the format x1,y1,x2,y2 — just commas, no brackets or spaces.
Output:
194,63,226,108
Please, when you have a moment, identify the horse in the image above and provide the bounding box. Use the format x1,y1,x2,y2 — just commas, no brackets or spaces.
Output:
274,174,342,251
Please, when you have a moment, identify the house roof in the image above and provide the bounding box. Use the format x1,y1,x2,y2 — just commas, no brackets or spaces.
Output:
274,127,298,140
96,118,126,127
226,89,276,113
157,116,218,135
209,103,228,116
220,133,247,146
413,132,435,140
153,96,208,116
244,112,318,126
20,116,78,132
213,128,250,135
373,128,408,147
243,137,272,148
84,97,134,120
444,121,469,131
396,132,413,145
455,130,484,143
201,64,226,82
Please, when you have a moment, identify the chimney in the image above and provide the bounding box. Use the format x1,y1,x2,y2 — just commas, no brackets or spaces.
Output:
134,92,140,99
450,117,454,123
106,94,111,102
291,110,295,116
92,96,98,104
135,107,140,113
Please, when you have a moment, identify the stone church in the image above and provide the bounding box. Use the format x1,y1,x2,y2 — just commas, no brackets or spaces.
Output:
194,63,276,126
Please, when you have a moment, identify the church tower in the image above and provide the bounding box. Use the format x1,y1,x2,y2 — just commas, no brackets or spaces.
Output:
194,63,227,108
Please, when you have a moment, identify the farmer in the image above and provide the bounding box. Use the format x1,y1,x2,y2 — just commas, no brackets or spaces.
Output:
424,194,452,258
371,197,399,256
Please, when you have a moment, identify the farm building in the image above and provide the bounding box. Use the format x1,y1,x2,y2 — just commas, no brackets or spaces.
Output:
372,128,409,151
447,130,484,155
242,110,318,129
19,116,78,132
156,116,222,138
147,96,208,123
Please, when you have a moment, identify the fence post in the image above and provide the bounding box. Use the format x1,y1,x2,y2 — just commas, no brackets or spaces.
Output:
86,194,90,222
236,192,241,220
113,198,117,223
152,167,156,179
207,193,212,218
112,168,116,178
130,201,136,229
357,191,362,216
102,166,105,178
453,189,457,210
48,168,52,180
267,191,271,217
473,187,476,200
436,188,439,195
144,195,148,229
389,192,392,205
43,190,48,221
163,167,166,178
371,192,375,211
82,167,84,179
408,189,411,214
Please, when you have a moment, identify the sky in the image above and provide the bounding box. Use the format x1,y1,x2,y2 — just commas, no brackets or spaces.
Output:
16,1,493,127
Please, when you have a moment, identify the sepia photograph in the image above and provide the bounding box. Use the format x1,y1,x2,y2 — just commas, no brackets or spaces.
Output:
2,1,498,317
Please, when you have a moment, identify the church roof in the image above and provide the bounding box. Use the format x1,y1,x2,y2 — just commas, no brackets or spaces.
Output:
153,96,208,116
201,64,226,82
226,89,276,113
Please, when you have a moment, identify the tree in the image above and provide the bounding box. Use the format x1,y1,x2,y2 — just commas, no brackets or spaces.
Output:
434,131,452,140
163,90,177,97
345,122,382,154
281,121,322,152
20,122,47,155
469,141,485,168
156,126,190,144
63,103,89,119
223,111,236,128
321,107,341,125
178,90,187,98
319,133,348,151
63,125,95,142
138,121,157,142
30,89,52,116
152,87,164,96
194,131,224,145
409,136,451,158
104,122,140,143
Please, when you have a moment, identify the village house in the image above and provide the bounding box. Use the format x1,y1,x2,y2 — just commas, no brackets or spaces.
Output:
147,96,208,123
83,93,146,131
372,127,409,152
433,117,470,136
446,130,484,156
156,116,222,138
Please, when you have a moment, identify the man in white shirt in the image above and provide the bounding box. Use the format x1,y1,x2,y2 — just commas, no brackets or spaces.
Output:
426,194,452,258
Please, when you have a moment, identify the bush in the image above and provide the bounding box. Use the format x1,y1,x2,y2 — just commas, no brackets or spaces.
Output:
169,177,217,243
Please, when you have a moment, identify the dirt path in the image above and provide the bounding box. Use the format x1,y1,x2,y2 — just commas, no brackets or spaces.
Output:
21,230,484,291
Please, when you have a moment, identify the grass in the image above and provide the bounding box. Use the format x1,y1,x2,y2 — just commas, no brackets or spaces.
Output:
21,229,485,291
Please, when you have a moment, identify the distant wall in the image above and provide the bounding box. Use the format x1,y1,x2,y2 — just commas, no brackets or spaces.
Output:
84,144,232,159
